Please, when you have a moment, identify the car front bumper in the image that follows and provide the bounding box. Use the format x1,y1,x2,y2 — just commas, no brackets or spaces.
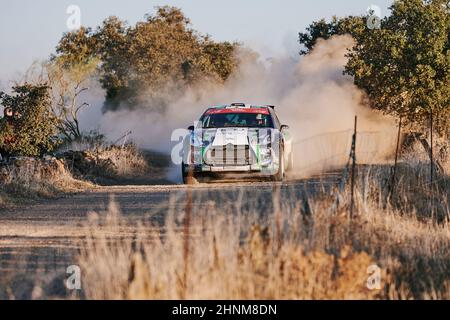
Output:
183,163,277,175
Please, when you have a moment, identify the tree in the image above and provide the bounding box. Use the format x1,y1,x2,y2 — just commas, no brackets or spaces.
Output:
0,83,60,157
298,16,365,55
344,0,449,132
200,41,237,82
51,26,100,142
54,26,98,68
92,16,129,111
54,6,240,112
45,57,99,142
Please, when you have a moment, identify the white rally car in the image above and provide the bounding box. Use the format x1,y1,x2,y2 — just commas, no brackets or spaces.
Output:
181,103,293,184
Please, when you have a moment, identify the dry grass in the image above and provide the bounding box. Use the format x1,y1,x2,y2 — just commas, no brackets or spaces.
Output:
0,144,148,205
63,144,149,181
97,144,149,177
77,163,450,300
0,190,9,207
402,136,450,175
0,157,92,203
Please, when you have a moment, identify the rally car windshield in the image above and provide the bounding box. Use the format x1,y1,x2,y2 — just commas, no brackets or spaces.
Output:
201,112,274,128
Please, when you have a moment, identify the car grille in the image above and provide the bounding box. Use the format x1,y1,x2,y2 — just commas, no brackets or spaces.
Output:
205,144,254,166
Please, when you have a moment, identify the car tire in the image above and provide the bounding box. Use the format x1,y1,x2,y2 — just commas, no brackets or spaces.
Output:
181,162,199,185
273,145,285,182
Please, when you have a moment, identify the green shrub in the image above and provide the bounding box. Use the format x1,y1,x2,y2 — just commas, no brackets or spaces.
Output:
0,83,60,157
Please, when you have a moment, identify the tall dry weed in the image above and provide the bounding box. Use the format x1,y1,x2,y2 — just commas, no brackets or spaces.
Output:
0,157,91,200
77,164,450,299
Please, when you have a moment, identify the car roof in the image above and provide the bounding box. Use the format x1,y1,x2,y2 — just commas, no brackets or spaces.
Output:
205,103,274,115
205,108,270,115
208,103,274,109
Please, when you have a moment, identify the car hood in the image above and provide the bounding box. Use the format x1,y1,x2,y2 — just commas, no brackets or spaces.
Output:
199,127,274,147
211,128,248,146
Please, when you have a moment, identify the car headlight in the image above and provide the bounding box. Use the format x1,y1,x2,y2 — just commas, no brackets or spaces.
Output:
191,129,216,147
190,132,202,147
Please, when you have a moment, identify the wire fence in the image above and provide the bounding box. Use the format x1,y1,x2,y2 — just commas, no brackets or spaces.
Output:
290,128,398,178
290,117,448,219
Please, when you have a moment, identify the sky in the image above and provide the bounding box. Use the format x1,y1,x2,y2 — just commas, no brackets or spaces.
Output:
0,0,394,85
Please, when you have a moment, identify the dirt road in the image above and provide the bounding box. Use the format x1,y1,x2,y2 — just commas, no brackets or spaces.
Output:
0,173,340,298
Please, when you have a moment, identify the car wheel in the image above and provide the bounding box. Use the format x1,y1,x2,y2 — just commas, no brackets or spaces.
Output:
181,162,199,185
273,145,285,182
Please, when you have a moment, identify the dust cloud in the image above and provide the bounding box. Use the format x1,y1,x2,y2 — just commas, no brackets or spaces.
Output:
83,35,397,179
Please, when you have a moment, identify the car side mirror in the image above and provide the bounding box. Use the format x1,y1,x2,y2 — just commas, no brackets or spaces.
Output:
280,125,290,131
188,125,195,131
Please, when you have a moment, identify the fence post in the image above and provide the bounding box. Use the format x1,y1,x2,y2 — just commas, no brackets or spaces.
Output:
429,111,435,220
430,111,434,187
182,170,193,299
273,184,282,252
350,116,357,219
389,116,402,199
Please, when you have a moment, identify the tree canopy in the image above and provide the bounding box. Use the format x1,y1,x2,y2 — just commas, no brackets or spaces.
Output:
299,0,449,133
298,16,365,55
54,6,239,111
345,0,449,131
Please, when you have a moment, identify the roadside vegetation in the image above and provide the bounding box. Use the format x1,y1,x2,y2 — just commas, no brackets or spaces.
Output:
0,142,150,206
0,157,91,202
76,150,449,300
0,84,149,204
61,143,149,183
0,6,239,204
